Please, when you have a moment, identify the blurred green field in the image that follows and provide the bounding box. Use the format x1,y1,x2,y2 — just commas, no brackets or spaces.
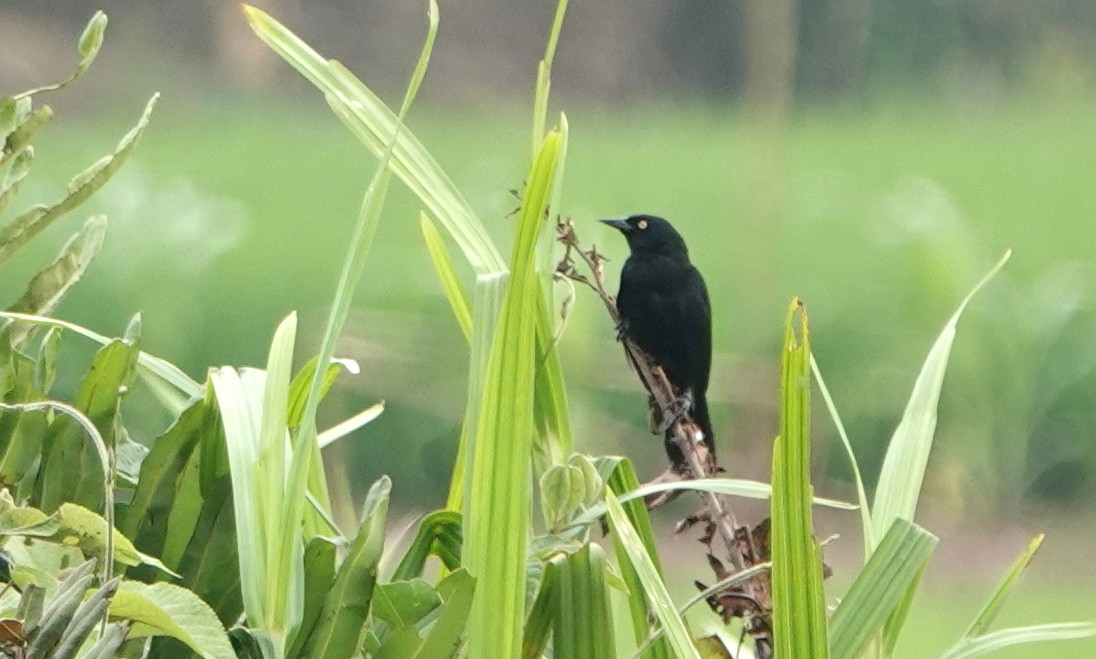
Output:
6,95,1096,655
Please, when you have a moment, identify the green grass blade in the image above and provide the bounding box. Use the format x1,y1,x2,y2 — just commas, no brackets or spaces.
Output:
962,533,1045,639
531,282,573,476
243,4,504,276
414,568,476,659
597,456,673,659
938,623,1096,659
530,0,569,151
605,490,701,659
771,299,828,659
828,518,937,659
420,211,473,342
522,557,559,659
571,476,855,528
553,543,615,659
871,252,1010,547
811,354,874,555
464,127,563,659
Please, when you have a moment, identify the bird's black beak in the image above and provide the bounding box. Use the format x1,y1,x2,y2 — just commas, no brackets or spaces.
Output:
599,218,631,232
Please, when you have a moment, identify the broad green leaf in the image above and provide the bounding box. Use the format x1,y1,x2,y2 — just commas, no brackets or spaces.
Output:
0,146,33,215
963,533,1045,639
121,399,207,558
828,518,937,659
299,476,390,658
605,490,700,659
35,333,139,512
521,557,558,659
871,252,1010,546
243,4,505,275
390,510,462,581
286,537,337,659
770,299,827,659
465,127,564,659
172,479,242,626
372,579,440,629
553,543,615,659
110,581,234,659
413,568,475,659
33,326,61,394
0,349,48,488
52,503,174,575
14,11,108,99
8,216,106,347
0,95,158,269
539,463,585,531
938,623,1096,659
420,212,472,342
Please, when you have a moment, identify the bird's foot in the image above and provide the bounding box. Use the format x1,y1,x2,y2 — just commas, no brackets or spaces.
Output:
658,390,695,434
614,319,629,341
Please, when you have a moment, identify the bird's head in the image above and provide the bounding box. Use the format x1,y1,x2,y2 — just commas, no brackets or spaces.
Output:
599,214,689,257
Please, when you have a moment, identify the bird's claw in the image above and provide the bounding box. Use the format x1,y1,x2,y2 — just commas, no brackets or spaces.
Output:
615,319,629,341
658,391,695,434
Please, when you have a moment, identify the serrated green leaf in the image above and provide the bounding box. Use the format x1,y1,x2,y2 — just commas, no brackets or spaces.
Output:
172,478,242,626
828,518,937,659
50,503,175,576
0,94,157,269
109,581,234,659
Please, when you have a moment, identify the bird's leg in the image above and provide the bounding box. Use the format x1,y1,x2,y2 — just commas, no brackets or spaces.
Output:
646,393,663,434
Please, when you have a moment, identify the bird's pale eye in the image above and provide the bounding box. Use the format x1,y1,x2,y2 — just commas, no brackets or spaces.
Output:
637,219,648,230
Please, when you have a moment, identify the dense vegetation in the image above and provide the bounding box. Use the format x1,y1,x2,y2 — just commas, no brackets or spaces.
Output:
1,4,1093,658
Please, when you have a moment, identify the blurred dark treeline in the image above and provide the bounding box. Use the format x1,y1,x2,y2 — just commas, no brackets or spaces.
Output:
3,0,1095,105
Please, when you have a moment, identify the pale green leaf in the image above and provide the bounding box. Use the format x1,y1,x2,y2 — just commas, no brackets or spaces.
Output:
770,299,827,659
828,518,937,659
14,11,107,99
872,252,1011,546
938,623,1096,659
963,533,1045,639
110,581,234,659
605,490,700,659
464,128,564,659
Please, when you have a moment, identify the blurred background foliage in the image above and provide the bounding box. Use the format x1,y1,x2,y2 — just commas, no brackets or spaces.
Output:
1,4,1095,650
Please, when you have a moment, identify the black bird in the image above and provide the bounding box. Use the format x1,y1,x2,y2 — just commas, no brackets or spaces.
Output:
600,214,715,461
